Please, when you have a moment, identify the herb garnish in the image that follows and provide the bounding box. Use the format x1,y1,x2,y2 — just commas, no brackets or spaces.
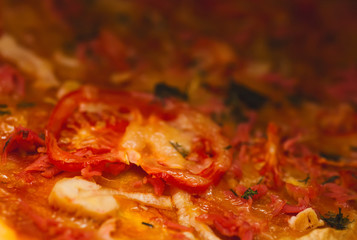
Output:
298,175,310,184
321,208,352,230
320,152,341,162
141,222,154,228
257,177,264,185
230,189,238,197
16,102,35,108
322,176,340,185
0,110,11,116
154,83,187,100
241,187,258,200
0,104,8,108
170,141,188,158
225,81,268,110
3,136,12,152
350,146,357,152
224,145,232,150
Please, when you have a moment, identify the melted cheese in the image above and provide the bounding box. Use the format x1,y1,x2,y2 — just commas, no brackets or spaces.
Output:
288,208,324,231
0,34,59,89
120,116,193,169
49,177,119,219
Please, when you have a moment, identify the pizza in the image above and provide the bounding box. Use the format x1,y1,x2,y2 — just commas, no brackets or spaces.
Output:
1,0,357,239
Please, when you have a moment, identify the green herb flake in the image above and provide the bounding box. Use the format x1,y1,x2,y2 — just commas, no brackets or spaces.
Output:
257,177,264,185
225,81,268,110
322,176,340,185
16,102,36,108
241,187,258,200
230,189,238,197
320,152,341,162
224,145,232,150
170,141,189,158
321,208,352,230
0,104,8,108
0,110,11,116
141,222,154,228
3,136,12,152
154,83,188,100
350,146,357,152
298,175,310,184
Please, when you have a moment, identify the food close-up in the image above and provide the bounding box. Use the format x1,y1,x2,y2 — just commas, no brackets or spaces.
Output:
0,0,357,239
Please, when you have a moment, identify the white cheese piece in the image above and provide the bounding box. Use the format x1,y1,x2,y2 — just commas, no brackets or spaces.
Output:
0,34,59,89
120,116,192,169
104,189,173,210
49,177,119,219
288,208,324,231
172,189,220,240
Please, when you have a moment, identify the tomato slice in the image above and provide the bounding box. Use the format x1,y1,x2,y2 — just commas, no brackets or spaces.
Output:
46,86,232,192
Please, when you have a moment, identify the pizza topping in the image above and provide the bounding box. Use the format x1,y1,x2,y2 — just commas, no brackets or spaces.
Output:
154,82,188,101
322,183,357,205
1,126,44,163
0,34,59,89
0,64,26,96
225,82,268,110
49,177,119,219
45,86,231,192
288,208,324,231
322,175,340,185
321,208,353,230
172,189,220,240
320,152,341,162
298,175,310,185
241,188,258,200
142,222,154,228
281,197,310,214
170,141,189,158
108,190,173,209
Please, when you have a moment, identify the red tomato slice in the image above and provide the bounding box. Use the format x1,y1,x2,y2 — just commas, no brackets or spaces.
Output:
46,86,232,192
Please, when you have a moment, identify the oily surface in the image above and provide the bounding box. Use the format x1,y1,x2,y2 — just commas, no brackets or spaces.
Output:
0,1,357,240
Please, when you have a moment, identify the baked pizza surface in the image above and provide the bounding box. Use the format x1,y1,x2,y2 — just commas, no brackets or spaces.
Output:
1,0,357,239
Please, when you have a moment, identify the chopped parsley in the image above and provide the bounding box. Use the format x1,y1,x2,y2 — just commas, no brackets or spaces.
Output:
3,136,12,152
320,152,341,162
0,104,8,108
241,187,258,200
21,130,29,139
350,146,357,152
141,222,154,228
16,102,35,108
0,110,11,116
257,177,264,185
230,189,238,197
322,175,340,185
298,175,310,184
224,145,232,150
321,208,352,230
170,141,189,158
154,83,188,100
225,81,268,110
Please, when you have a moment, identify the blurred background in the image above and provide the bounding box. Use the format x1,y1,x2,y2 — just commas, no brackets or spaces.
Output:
1,0,357,103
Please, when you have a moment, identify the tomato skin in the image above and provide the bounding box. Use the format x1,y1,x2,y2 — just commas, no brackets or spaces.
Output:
2,127,44,162
46,86,232,192
46,131,108,171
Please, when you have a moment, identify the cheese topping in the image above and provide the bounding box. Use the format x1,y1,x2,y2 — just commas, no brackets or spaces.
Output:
120,116,193,169
49,177,119,219
288,208,324,231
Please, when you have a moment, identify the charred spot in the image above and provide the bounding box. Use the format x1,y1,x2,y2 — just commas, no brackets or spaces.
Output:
225,81,268,110
154,83,188,101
